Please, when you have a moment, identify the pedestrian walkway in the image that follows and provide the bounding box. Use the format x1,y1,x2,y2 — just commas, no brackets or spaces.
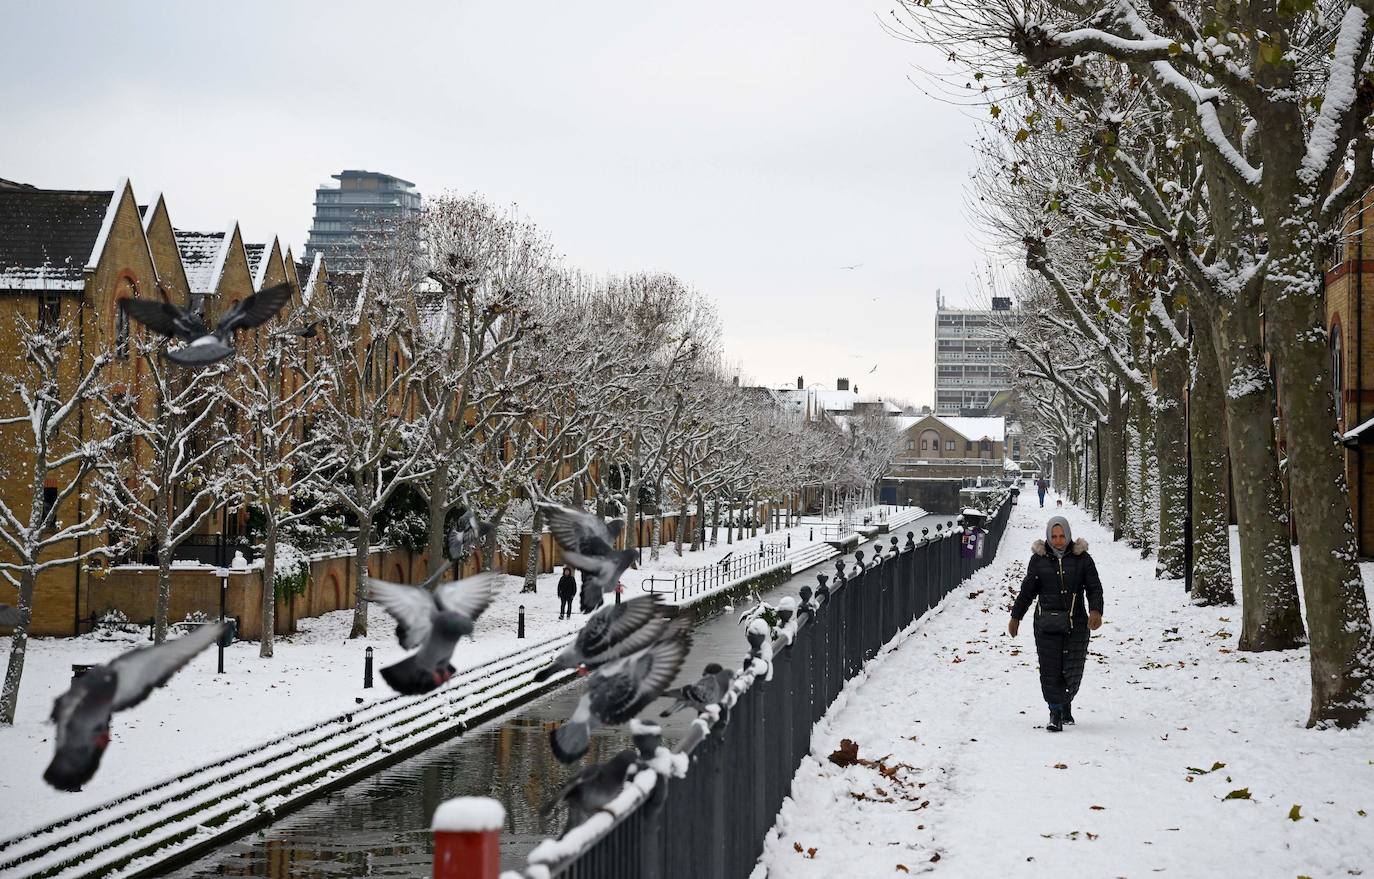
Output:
755,498,1374,877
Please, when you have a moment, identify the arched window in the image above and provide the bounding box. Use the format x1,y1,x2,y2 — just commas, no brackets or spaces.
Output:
1332,323,1345,424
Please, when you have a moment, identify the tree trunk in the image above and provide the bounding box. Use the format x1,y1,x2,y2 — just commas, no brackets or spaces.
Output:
260,517,277,658
749,497,759,538
424,455,451,580
1106,382,1126,540
1154,342,1188,579
1188,326,1236,607
710,495,720,546
694,493,706,551
154,544,174,644
349,512,372,638
650,479,663,562
1265,244,1374,726
522,506,543,592
675,497,688,556
0,570,36,725
1207,311,1306,651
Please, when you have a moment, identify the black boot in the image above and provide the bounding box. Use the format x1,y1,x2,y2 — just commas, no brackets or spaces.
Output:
1062,703,1075,725
1046,705,1063,732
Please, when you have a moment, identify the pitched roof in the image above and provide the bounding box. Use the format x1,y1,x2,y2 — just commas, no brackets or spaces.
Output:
0,187,114,289
174,227,233,295
939,416,1006,443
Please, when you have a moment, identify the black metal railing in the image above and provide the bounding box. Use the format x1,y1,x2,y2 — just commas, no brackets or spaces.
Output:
527,494,1013,878
135,534,258,568
641,543,789,602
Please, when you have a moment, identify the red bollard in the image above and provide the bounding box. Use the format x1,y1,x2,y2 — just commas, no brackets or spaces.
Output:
432,796,504,879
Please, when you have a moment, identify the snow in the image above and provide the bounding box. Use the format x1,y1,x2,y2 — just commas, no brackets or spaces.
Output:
939,415,1005,443
756,496,1374,877
85,179,125,270
432,796,505,832
1302,7,1369,186
1344,412,1374,442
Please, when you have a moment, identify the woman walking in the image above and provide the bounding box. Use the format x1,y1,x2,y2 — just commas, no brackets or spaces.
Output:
556,566,578,620
1007,516,1103,731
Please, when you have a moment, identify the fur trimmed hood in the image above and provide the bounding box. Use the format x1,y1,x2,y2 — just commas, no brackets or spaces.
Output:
1032,537,1089,556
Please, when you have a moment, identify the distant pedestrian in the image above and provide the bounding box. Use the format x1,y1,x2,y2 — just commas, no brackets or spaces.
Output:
1036,476,1049,507
557,566,577,619
1007,516,1104,732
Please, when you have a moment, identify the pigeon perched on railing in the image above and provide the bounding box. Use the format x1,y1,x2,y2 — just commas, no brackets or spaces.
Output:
367,572,498,695
533,594,669,681
540,748,640,833
550,619,691,763
44,622,228,792
536,499,634,613
659,662,734,719
118,282,293,367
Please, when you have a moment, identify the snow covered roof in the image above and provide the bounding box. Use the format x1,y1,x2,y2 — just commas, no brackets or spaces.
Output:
300,253,323,306
939,416,1006,443
0,185,114,289
174,226,234,295
244,242,267,288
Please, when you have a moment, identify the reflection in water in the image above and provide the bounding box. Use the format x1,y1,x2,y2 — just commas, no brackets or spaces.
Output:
173,515,946,878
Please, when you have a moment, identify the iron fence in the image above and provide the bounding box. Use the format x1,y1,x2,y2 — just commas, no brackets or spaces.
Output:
526,495,1013,878
641,543,789,602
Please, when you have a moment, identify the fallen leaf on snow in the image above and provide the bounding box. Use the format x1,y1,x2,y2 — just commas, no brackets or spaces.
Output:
829,739,860,767
1223,788,1252,801
1053,763,1068,769
1288,804,1303,821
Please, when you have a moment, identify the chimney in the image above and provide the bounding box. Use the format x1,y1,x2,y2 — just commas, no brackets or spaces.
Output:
797,376,804,390
854,385,859,394
837,378,850,392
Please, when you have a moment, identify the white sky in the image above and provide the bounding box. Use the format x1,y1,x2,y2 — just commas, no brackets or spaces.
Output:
0,0,987,406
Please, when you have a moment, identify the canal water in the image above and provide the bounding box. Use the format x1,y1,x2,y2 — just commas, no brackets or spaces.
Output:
170,514,948,878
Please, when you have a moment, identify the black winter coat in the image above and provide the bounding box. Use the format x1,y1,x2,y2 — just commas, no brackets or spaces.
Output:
1010,537,1104,627
556,574,578,601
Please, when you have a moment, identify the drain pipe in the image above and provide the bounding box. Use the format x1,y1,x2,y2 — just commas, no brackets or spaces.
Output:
1356,198,1365,557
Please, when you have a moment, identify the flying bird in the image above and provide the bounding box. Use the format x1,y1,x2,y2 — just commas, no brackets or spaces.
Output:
536,500,635,613
540,749,640,833
532,594,669,682
550,621,691,763
658,662,734,718
447,504,494,563
119,282,293,367
367,572,499,694
839,263,864,270
868,364,878,374
0,604,22,628
275,320,317,339
44,622,228,792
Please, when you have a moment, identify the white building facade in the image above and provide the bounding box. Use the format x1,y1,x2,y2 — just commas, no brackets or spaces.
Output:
934,293,1014,414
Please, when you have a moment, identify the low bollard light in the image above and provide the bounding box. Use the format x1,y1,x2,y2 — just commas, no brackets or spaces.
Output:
432,797,504,879
517,605,526,639
364,646,374,689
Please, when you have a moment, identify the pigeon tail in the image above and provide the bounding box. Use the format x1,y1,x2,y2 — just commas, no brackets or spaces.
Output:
550,720,592,764
380,656,449,695
532,661,563,682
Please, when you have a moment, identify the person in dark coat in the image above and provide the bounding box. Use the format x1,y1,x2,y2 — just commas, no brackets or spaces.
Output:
1008,516,1103,731
1036,476,1049,507
556,566,578,620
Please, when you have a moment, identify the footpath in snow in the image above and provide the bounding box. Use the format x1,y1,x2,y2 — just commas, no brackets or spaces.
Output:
757,496,1374,878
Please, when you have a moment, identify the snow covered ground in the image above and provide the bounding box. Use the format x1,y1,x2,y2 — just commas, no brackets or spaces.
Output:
0,504,910,837
756,493,1374,878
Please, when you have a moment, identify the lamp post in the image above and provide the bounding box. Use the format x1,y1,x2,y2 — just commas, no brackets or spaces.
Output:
215,567,229,674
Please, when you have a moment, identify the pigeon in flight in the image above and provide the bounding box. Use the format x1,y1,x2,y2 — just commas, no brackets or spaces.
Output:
447,504,494,563
550,620,691,763
532,594,669,682
536,499,634,613
540,748,640,833
0,603,22,628
839,263,863,270
119,282,293,367
658,662,734,718
44,621,228,792
367,572,499,695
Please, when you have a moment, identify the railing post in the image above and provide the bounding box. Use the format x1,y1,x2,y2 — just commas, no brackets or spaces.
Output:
432,797,504,879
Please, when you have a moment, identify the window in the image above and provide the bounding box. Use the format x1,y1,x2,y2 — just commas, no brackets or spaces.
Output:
981,439,992,454
945,440,955,451
39,291,61,328
1332,323,1345,423
920,439,928,450
965,440,974,451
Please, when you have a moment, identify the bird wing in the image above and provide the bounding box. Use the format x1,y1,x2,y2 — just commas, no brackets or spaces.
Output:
537,501,613,556
367,578,437,650
594,633,690,724
580,595,663,657
119,298,208,342
446,527,466,560
433,571,500,622
108,622,228,712
605,519,624,542
216,282,292,336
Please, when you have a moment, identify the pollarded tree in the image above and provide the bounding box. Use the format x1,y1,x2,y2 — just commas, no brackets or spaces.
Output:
0,321,120,724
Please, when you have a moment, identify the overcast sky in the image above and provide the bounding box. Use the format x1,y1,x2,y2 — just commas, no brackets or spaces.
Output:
1,0,986,406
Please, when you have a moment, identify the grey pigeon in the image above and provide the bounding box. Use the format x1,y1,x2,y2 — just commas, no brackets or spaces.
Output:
658,662,734,718
540,748,639,833
367,572,498,695
44,621,228,792
533,593,668,682
536,499,634,613
0,603,22,628
119,282,292,367
550,619,691,763
446,504,494,563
